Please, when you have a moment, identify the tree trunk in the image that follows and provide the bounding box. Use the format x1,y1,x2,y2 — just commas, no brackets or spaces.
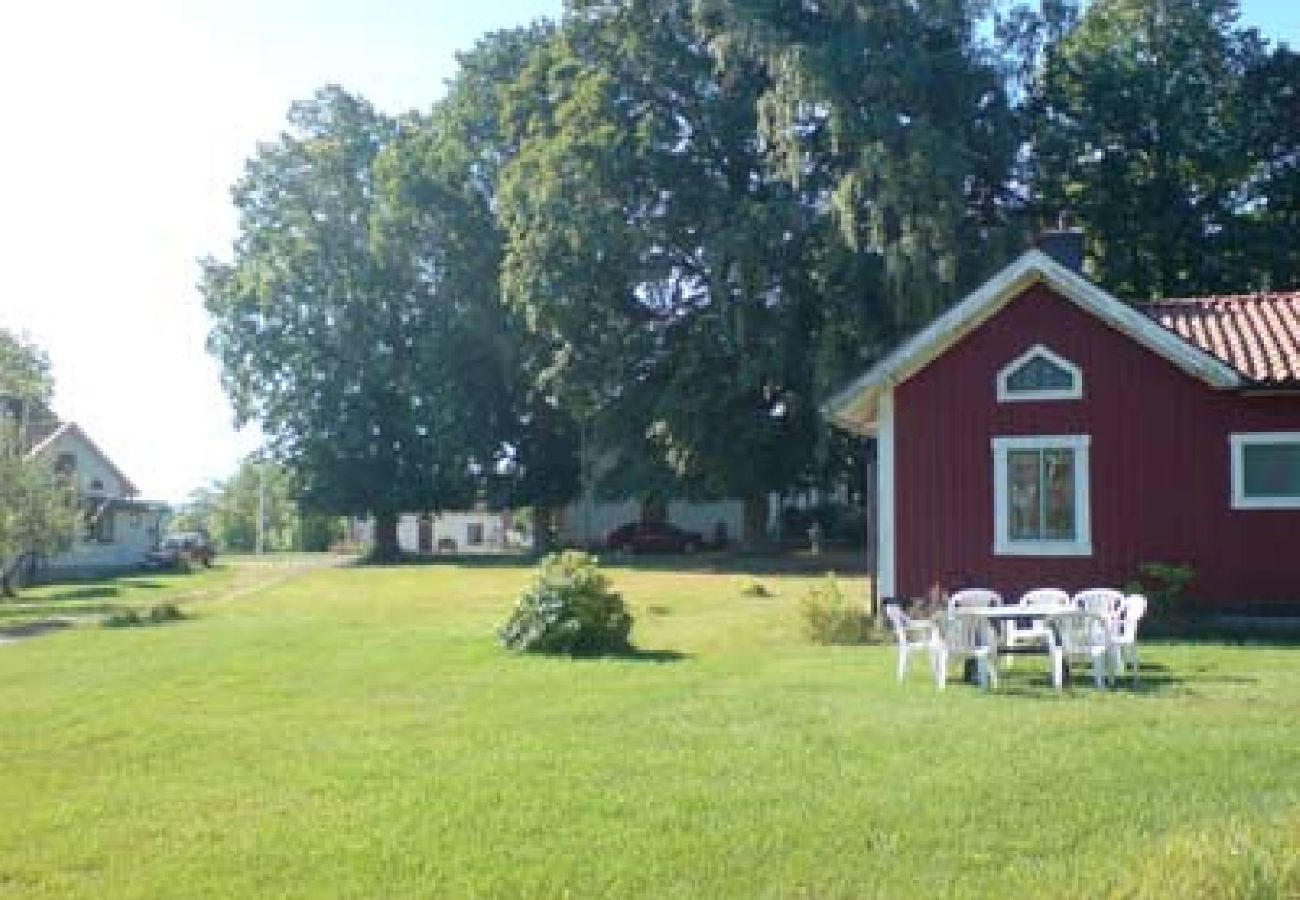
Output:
0,552,32,598
741,492,768,550
533,506,554,557
371,512,401,562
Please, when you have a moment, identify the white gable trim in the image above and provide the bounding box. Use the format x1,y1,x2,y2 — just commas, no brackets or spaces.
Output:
876,387,896,599
996,343,1083,403
26,422,140,498
824,249,1243,434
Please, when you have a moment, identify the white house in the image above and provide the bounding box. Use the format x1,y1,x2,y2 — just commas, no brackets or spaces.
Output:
348,509,525,554
26,422,169,576
555,491,745,547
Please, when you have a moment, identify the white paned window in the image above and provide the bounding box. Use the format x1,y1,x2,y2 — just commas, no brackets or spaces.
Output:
1231,432,1300,509
993,435,1092,556
996,344,1083,402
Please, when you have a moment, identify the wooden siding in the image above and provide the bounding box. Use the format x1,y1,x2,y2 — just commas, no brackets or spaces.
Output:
893,283,1300,606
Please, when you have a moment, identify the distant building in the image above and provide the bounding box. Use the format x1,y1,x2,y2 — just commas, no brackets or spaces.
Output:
348,509,526,554
23,421,169,576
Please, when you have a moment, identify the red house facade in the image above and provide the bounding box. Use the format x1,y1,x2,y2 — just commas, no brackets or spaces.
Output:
826,248,1300,608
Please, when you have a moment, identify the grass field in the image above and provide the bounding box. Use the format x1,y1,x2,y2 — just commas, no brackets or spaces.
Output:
0,557,1296,898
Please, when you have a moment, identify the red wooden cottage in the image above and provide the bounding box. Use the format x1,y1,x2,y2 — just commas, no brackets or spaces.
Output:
825,241,1300,609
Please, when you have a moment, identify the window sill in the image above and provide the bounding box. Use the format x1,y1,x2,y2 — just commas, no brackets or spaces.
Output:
1231,498,1300,510
994,541,1093,557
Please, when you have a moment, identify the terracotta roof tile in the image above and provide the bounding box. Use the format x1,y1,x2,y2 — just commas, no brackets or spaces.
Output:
1143,292,1300,386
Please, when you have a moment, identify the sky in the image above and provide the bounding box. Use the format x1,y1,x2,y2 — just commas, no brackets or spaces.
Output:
0,0,1295,505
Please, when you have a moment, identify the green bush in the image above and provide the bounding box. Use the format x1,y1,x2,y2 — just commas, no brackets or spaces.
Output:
1129,561,1197,626
102,610,144,628
148,603,185,624
102,604,187,629
498,551,633,656
800,574,876,644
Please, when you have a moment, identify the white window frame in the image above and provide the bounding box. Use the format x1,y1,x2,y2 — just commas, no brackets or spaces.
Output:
1230,432,1300,509
996,344,1083,403
992,434,1092,557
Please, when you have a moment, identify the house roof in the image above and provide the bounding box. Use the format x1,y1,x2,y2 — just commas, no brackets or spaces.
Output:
823,250,1244,435
1144,293,1300,388
26,421,140,498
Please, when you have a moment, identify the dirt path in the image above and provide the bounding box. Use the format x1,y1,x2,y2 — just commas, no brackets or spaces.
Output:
0,554,351,646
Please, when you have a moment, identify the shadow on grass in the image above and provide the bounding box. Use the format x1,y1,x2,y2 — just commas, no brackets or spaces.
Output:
346,552,533,570
0,602,124,620
512,647,691,664
348,549,871,577
955,659,1258,698
614,648,690,663
29,585,121,602
0,619,75,640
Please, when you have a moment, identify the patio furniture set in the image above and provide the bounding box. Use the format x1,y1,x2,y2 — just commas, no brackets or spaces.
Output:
886,588,1147,690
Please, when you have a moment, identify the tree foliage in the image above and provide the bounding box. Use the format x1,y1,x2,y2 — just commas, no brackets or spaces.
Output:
1027,0,1275,297
202,87,513,558
202,1,1298,547
0,331,76,595
173,458,344,553
493,0,1018,538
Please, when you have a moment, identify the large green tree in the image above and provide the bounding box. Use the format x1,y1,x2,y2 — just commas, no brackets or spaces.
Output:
0,330,77,595
496,0,1017,540
1237,45,1300,291
380,25,583,549
1027,0,1270,297
203,87,509,558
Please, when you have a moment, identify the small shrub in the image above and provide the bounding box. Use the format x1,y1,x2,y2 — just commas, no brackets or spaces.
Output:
800,574,876,644
1129,561,1197,627
148,603,185,624
102,610,144,628
498,551,633,656
739,579,771,598
102,604,186,629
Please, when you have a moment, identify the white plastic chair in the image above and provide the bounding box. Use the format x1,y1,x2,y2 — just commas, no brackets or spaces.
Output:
884,603,934,682
947,588,1002,612
1046,611,1113,689
1073,588,1125,621
1004,587,1071,653
930,612,999,690
1109,594,1148,683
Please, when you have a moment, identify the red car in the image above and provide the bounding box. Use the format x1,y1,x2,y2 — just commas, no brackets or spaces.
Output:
607,521,705,554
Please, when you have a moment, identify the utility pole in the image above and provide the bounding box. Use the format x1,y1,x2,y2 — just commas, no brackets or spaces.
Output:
257,456,266,555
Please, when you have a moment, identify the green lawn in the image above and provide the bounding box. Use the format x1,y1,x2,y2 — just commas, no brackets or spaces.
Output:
0,558,1295,898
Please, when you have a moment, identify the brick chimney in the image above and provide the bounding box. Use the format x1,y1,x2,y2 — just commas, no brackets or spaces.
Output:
1036,213,1085,273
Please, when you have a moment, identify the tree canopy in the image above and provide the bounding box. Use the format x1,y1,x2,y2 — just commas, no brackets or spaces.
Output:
0,330,77,595
203,1,1297,545
202,87,518,557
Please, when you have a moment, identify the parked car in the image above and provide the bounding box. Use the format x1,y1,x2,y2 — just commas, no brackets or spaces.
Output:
144,532,216,569
607,521,706,554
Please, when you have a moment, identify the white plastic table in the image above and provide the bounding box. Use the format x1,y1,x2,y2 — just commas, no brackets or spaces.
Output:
949,605,1076,680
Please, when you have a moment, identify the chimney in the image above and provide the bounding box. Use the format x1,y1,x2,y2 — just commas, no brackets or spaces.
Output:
1036,212,1085,273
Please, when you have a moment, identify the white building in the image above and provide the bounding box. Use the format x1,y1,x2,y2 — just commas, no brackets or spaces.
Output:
25,422,169,576
348,509,525,554
555,492,744,547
